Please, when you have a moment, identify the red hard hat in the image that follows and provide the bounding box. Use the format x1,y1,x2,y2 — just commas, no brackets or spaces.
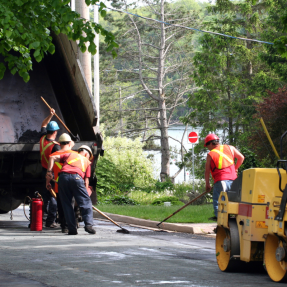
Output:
204,133,219,147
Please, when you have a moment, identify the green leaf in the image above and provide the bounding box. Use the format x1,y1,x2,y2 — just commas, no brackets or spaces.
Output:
11,67,17,75
112,50,117,59
88,42,97,54
48,44,55,54
35,55,42,62
32,41,40,49
0,62,6,80
111,41,119,48
100,10,106,18
23,72,30,82
15,0,23,6
5,30,12,38
33,49,40,58
4,16,10,24
21,33,27,40
99,2,106,10
80,45,86,53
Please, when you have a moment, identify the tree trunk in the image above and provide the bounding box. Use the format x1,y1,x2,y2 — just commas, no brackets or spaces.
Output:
158,0,170,181
159,98,170,181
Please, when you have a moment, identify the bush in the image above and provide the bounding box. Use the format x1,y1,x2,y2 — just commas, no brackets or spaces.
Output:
154,180,174,192
173,180,212,204
151,196,184,206
96,131,156,195
101,195,139,205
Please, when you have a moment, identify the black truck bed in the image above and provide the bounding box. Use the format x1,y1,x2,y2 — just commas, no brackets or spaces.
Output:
0,33,103,213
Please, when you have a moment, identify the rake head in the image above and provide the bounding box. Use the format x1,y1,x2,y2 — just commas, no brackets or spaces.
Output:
116,228,130,234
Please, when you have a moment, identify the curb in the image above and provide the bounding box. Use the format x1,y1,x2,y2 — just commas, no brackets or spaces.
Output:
93,211,216,234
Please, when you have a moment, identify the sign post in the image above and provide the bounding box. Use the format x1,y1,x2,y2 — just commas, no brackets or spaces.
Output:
188,132,199,192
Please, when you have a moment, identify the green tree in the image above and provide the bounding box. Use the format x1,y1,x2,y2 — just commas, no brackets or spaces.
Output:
272,0,287,57
260,0,287,82
0,0,118,82
182,0,282,177
99,0,201,181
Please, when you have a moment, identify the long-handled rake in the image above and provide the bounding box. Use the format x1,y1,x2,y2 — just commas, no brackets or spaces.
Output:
92,206,130,234
157,189,210,227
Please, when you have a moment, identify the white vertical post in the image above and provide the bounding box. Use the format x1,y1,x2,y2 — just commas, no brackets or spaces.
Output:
192,144,194,192
75,0,92,92
94,5,100,126
184,165,186,182
119,87,123,134
70,0,75,11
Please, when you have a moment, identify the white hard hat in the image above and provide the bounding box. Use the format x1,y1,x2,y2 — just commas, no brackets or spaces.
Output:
78,145,93,160
58,133,72,143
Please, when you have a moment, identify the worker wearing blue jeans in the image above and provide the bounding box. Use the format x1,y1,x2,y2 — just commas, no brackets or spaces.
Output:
204,134,244,221
212,180,233,217
58,172,94,234
46,145,96,235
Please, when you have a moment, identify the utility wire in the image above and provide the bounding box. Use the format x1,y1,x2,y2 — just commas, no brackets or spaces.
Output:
96,4,274,45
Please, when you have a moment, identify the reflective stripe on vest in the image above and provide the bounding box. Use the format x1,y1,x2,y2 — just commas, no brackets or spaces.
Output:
66,153,90,173
40,136,57,165
54,162,62,182
68,157,86,172
50,150,77,182
209,145,234,170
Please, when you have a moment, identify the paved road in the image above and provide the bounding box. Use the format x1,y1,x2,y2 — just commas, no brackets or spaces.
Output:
0,208,278,287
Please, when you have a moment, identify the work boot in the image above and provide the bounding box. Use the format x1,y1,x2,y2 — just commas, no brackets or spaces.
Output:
68,230,78,235
85,226,96,234
45,222,58,228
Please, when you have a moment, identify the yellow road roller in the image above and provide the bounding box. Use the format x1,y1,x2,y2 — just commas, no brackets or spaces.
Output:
216,163,287,282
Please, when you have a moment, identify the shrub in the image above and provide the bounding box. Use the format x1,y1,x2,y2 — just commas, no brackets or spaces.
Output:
173,180,212,204
96,132,155,195
154,180,174,192
151,196,184,206
101,195,139,205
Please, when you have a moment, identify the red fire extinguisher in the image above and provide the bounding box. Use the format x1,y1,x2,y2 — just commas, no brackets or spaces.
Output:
30,197,43,231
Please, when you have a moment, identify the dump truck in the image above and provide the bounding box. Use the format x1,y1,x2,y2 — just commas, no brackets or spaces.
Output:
0,32,103,214
215,132,287,282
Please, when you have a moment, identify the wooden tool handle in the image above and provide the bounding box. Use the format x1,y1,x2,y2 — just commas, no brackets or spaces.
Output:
49,188,57,199
41,96,71,134
158,189,210,225
92,206,121,228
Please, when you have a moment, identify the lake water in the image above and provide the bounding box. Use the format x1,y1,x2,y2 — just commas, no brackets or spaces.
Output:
147,125,202,183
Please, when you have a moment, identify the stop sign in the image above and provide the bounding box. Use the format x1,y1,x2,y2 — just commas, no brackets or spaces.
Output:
188,131,198,144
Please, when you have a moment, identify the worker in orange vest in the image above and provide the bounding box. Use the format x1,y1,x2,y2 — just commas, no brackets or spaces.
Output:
49,133,76,233
204,134,244,220
40,108,60,228
46,145,95,235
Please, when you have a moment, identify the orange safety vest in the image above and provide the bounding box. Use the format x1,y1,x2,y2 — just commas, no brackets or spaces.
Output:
50,150,77,193
40,135,59,169
66,152,91,173
209,145,234,172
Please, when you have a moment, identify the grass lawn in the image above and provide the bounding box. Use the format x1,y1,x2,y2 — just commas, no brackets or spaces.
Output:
97,204,215,223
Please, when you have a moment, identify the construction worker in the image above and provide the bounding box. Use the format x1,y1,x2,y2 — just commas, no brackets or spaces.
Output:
46,145,95,235
40,108,60,228
204,134,244,220
49,133,76,233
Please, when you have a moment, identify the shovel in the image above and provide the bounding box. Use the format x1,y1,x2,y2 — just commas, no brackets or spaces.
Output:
41,97,80,142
